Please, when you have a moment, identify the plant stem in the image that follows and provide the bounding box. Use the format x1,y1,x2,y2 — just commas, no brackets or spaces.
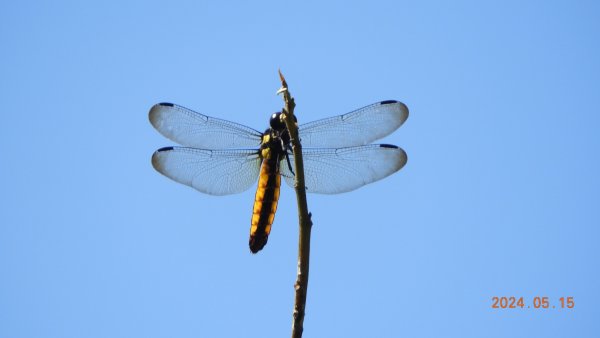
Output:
278,70,313,338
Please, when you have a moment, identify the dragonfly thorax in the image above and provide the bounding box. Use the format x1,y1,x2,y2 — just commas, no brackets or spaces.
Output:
260,128,288,160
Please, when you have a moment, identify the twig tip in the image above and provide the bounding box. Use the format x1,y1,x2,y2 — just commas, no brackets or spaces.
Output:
278,69,288,88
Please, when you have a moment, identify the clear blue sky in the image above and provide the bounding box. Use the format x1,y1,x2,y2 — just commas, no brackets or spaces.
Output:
1,1,599,337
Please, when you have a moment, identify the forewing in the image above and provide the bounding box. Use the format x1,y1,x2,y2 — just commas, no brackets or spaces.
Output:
281,144,407,194
149,103,263,149
152,147,261,196
298,100,409,148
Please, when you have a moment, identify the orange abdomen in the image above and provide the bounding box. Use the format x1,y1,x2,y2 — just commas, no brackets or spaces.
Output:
249,157,281,253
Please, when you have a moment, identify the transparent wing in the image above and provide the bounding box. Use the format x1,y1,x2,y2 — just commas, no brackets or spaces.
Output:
149,103,263,149
152,147,261,196
280,144,407,194
298,100,409,148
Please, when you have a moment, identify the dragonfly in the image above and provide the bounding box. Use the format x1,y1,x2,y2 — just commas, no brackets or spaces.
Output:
149,100,408,253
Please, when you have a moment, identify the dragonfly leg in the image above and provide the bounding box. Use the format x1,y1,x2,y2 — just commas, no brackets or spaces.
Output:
284,150,295,176
277,136,295,176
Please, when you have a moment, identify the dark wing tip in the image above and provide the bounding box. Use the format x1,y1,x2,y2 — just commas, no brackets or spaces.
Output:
379,144,399,149
380,100,409,122
156,146,174,152
149,103,175,123
380,100,409,116
380,144,408,169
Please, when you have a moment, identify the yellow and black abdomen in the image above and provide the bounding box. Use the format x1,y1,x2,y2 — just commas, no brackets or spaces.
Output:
249,156,281,253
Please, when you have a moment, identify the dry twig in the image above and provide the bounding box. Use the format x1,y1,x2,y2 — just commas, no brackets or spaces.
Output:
277,70,313,338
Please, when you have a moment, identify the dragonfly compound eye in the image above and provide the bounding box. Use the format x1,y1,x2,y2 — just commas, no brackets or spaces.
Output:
270,112,286,130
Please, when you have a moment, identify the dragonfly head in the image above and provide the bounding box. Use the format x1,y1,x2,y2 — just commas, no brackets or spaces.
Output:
269,112,285,131
270,111,297,131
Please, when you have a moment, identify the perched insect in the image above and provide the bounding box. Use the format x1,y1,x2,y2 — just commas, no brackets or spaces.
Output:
149,100,408,253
